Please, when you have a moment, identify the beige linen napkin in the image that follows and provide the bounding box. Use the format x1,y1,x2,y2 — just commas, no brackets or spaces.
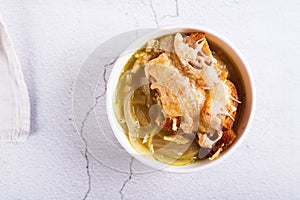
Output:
0,18,30,141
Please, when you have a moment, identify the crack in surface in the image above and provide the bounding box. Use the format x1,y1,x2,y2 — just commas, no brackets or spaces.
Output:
80,58,117,200
82,149,91,200
80,109,92,200
119,157,134,200
162,0,179,19
97,58,117,98
149,0,159,27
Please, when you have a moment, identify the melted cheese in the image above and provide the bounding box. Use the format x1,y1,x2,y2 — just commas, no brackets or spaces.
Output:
145,53,202,133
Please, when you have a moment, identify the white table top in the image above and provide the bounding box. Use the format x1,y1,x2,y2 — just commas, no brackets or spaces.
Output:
0,0,299,199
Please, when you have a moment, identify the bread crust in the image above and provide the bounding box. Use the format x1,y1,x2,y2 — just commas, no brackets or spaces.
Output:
209,129,237,156
187,32,239,157
222,80,239,130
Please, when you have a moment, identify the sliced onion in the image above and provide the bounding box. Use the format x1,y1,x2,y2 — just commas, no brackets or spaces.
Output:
122,68,163,139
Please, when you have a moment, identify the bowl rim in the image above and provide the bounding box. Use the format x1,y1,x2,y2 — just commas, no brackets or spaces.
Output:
106,24,256,173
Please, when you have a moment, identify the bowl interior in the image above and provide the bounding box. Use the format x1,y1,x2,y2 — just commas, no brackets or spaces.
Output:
106,26,255,173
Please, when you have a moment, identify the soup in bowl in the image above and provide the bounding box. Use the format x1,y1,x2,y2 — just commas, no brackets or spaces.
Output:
106,25,255,173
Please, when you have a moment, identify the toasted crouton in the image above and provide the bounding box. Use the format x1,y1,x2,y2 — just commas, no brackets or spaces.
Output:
210,129,237,156
161,117,181,132
222,80,239,130
188,32,212,57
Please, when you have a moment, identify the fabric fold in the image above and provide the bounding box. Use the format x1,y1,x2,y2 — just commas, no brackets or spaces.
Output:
0,17,30,141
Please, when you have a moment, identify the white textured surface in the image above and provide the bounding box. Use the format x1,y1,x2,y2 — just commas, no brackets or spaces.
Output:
0,0,300,199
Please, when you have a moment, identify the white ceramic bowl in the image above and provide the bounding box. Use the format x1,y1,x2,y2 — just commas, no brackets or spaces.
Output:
106,25,256,173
